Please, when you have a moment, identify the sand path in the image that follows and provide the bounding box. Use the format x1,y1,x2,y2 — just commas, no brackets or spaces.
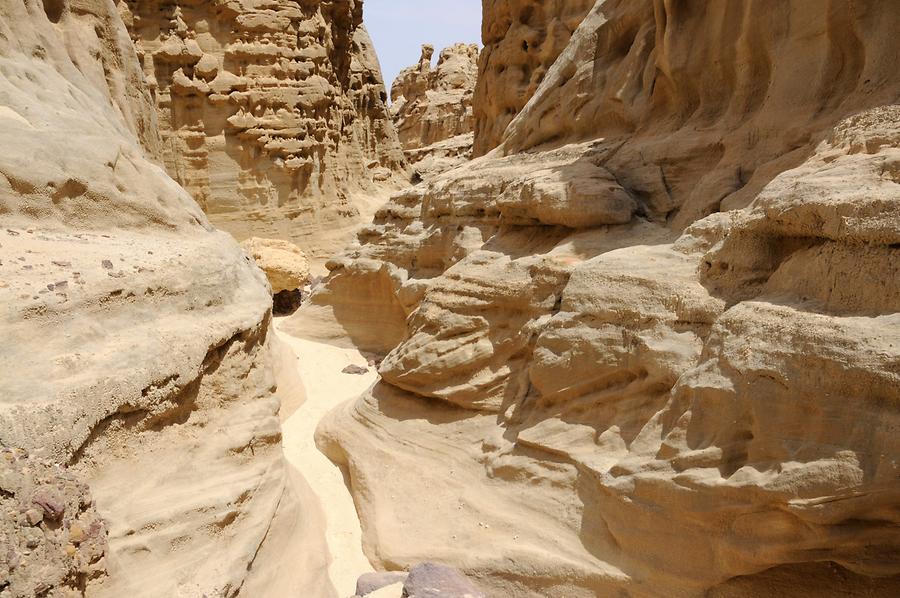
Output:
273,316,379,597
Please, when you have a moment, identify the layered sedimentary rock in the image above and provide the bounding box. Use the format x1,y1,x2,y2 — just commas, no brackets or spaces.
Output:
473,0,594,156
117,0,406,263
0,1,326,595
304,0,900,595
391,43,479,179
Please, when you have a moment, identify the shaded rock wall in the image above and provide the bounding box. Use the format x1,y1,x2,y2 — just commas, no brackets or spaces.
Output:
301,0,900,595
118,0,406,263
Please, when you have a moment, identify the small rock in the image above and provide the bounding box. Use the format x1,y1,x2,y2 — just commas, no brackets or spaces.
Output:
342,364,369,375
362,352,384,368
101,259,113,269
403,563,485,598
31,487,66,520
24,509,42,526
51,261,71,267
356,571,409,596
68,523,85,543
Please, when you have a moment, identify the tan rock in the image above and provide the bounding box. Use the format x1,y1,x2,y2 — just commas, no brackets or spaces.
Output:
118,0,407,265
306,1,900,596
391,43,480,177
473,0,594,156
241,237,310,294
0,1,328,596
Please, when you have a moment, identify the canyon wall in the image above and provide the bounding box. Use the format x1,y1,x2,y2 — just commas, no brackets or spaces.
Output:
390,43,479,180
117,0,406,264
472,0,594,156
0,1,328,595
302,0,900,595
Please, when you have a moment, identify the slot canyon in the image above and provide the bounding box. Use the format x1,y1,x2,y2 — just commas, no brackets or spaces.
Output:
0,1,898,597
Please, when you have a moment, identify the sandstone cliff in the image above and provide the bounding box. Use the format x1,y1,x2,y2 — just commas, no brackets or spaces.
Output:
391,43,479,180
0,1,329,595
298,0,900,595
117,0,406,265
473,0,594,156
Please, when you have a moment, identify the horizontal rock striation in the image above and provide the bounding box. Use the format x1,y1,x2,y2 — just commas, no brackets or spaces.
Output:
391,43,479,180
308,0,900,596
117,0,406,263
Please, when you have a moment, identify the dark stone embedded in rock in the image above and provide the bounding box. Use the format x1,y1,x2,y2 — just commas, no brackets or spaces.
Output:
31,487,66,520
402,563,484,598
356,571,409,596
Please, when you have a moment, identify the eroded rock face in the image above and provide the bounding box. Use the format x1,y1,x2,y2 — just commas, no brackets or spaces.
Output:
0,1,315,595
473,0,594,156
117,0,406,263
308,0,900,596
391,43,479,180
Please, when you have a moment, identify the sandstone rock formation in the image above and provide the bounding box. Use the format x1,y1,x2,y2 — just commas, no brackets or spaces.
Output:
0,1,327,595
302,0,900,595
391,43,479,179
241,236,310,294
4,0,900,596
117,0,407,264
473,0,594,156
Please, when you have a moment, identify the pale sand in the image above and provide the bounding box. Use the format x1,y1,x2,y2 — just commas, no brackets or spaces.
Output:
273,316,379,597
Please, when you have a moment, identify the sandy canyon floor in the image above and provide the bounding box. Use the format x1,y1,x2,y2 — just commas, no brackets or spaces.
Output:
273,318,379,597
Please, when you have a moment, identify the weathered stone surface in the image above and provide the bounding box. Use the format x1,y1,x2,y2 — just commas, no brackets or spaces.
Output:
118,0,407,264
391,43,479,178
0,1,326,596
241,236,310,294
0,448,108,598
473,0,594,156
402,563,484,598
309,1,900,596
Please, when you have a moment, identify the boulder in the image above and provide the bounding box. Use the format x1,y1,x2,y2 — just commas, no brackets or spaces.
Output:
402,563,484,598
241,237,310,294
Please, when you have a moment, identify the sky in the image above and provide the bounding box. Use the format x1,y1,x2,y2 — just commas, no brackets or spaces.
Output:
363,0,482,97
